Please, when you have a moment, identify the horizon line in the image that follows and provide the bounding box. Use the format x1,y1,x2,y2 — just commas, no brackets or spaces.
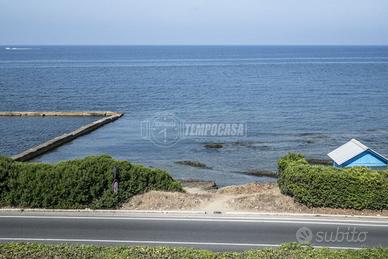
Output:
1,44,388,47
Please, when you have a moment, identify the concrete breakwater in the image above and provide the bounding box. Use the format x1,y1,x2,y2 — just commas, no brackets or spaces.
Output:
0,111,123,161
0,111,120,117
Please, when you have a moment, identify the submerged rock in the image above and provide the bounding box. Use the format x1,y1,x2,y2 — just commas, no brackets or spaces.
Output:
240,169,278,178
204,143,224,149
179,179,217,190
174,160,211,169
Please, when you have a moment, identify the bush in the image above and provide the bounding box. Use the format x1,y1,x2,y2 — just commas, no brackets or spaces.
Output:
0,155,182,209
1,243,388,259
277,153,388,210
277,152,307,173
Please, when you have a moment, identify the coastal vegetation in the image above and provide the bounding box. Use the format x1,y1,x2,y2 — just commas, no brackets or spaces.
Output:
0,155,182,209
278,153,388,210
1,243,387,258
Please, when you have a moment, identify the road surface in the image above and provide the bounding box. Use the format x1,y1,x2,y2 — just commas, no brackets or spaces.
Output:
0,211,388,251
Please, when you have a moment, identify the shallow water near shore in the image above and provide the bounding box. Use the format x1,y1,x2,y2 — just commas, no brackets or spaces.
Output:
0,116,99,156
1,46,388,186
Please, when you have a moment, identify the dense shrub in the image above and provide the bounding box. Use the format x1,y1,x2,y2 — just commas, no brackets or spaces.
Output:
277,153,388,210
277,152,307,174
0,155,182,209
1,243,388,259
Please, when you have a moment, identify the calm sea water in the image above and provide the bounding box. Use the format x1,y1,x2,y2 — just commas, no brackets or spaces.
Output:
1,46,388,186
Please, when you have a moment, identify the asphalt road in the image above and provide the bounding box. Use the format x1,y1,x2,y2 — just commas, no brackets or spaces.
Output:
0,212,388,251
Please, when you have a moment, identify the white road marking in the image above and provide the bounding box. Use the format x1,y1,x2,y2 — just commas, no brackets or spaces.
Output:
0,215,388,227
0,237,364,249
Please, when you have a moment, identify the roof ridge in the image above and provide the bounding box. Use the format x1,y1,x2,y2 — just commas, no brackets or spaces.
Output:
350,138,368,150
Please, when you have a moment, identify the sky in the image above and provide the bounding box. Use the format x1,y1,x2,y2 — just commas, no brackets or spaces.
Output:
0,0,387,45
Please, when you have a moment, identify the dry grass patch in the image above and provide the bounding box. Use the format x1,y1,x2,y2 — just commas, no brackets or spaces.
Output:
121,191,213,210
217,183,274,195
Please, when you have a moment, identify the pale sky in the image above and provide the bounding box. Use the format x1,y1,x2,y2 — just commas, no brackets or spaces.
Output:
0,0,387,45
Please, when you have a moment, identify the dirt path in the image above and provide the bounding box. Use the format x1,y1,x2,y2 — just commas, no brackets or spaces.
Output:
199,194,235,213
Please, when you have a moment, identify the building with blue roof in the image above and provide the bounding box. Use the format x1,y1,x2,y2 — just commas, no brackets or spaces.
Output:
327,139,388,168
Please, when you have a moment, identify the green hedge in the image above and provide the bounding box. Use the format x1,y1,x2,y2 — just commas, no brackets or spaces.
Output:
0,155,182,209
277,153,388,210
1,243,388,259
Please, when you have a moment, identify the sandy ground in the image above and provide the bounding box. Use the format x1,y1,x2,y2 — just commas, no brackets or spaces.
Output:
121,182,388,216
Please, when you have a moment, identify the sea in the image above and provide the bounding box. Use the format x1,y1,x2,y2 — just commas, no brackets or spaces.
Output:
1,46,387,186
